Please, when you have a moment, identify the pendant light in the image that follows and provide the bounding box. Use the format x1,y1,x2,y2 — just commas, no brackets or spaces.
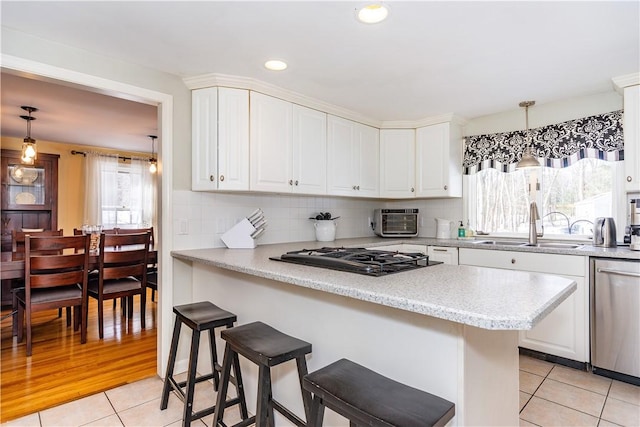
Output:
516,101,541,169
148,135,157,173
20,106,38,165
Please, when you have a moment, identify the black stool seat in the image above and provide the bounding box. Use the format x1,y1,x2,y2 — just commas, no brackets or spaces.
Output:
221,321,312,366
174,301,237,331
161,301,248,426
213,321,312,427
303,358,455,427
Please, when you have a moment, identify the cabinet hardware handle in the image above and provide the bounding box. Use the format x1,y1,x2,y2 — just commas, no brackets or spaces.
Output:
289,179,293,186
356,185,360,190
352,185,357,190
295,180,299,186
627,176,633,182
511,258,516,264
444,185,448,190
219,175,225,181
209,175,215,181
411,187,415,192
433,249,447,252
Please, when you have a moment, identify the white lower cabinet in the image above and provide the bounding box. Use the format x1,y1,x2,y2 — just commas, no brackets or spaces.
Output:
459,248,588,362
427,246,459,265
367,244,427,254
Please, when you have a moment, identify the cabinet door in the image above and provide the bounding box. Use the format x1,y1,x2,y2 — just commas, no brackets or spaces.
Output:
327,115,357,196
380,129,415,198
218,88,249,191
250,92,293,192
355,123,380,197
427,246,459,265
415,123,462,198
459,248,588,362
192,87,218,191
519,275,587,362
624,85,640,193
293,105,327,195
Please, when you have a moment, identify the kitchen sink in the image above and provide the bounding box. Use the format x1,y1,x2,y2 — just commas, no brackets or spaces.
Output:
521,242,583,249
472,240,583,249
472,240,526,246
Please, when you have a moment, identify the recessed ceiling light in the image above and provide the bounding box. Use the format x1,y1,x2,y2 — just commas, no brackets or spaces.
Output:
264,60,288,71
357,3,389,24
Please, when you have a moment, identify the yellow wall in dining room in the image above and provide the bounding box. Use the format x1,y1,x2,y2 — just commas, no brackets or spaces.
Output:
1,137,148,236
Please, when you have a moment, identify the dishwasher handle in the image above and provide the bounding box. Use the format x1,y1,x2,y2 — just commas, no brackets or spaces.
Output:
596,267,640,278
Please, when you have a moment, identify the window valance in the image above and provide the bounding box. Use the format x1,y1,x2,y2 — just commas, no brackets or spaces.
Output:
463,110,623,174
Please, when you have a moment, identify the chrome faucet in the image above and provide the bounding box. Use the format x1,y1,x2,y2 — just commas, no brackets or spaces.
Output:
529,201,544,245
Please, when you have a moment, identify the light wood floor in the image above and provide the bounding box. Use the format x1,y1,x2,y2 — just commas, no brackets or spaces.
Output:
0,291,157,423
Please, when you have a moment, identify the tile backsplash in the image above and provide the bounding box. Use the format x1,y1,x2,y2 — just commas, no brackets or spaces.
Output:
172,190,463,249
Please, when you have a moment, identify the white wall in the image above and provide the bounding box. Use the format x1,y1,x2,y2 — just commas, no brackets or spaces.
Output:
464,91,623,136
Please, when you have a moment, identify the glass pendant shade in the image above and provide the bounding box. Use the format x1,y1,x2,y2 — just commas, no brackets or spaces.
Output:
148,135,157,173
20,106,38,165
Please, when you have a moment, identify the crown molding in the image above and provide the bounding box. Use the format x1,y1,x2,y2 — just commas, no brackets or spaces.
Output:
183,73,382,127
183,73,470,129
612,72,640,93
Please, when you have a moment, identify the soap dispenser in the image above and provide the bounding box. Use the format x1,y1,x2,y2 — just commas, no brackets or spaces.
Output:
457,221,465,238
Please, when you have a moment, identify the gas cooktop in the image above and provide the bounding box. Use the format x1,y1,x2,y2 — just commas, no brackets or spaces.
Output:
270,247,442,276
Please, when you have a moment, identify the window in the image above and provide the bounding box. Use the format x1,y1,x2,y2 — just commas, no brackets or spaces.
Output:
467,158,621,237
83,153,156,229
101,164,145,227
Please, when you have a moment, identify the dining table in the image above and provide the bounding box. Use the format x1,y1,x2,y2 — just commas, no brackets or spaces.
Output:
0,247,158,280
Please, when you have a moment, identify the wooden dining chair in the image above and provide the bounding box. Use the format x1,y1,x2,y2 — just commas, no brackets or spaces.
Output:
15,234,91,356
12,229,64,253
88,232,151,339
117,227,157,302
10,229,66,334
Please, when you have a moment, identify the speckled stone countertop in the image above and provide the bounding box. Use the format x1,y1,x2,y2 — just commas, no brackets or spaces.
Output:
172,238,577,331
414,237,640,259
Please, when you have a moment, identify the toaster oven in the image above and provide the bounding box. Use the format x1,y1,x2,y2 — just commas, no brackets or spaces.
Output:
373,209,419,237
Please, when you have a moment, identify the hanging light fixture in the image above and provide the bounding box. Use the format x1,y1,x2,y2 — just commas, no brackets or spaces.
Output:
148,135,157,173
20,106,38,165
516,100,541,169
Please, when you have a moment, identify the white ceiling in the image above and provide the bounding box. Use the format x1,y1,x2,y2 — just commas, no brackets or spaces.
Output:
1,1,638,152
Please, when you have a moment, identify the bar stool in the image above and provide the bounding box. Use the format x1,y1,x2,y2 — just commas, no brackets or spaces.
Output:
213,321,312,427
161,301,248,426
303,358,455,427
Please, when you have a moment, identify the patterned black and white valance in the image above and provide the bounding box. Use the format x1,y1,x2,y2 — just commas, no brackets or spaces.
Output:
463,110,624,174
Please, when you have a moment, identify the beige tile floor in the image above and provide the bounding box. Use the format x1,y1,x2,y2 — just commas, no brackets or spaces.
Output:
3,355,639,426
519,355,640,427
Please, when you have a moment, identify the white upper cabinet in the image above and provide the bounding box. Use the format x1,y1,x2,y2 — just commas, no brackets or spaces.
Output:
379,129,416,198
192,87,249,191
250,92,328,194
624,85,640,193
292,105,327,195
250,92,293,192
327,115,379,197
415,122,462,198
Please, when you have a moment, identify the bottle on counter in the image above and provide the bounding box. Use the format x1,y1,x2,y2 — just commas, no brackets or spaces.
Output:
458,221,465,238
465,220,475,238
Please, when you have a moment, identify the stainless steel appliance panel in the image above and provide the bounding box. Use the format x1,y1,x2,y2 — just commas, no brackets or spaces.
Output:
591,259,640,379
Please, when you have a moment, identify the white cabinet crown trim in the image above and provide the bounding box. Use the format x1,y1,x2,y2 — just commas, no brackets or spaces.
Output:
183,72,466,129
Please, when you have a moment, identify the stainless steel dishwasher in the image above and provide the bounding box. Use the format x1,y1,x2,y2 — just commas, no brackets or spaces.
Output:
591,258,640,384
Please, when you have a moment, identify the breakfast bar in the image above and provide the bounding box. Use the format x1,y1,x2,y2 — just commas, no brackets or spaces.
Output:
172,240,576,426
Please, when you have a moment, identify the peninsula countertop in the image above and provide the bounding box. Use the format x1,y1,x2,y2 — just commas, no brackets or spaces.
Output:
172,239,576,331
